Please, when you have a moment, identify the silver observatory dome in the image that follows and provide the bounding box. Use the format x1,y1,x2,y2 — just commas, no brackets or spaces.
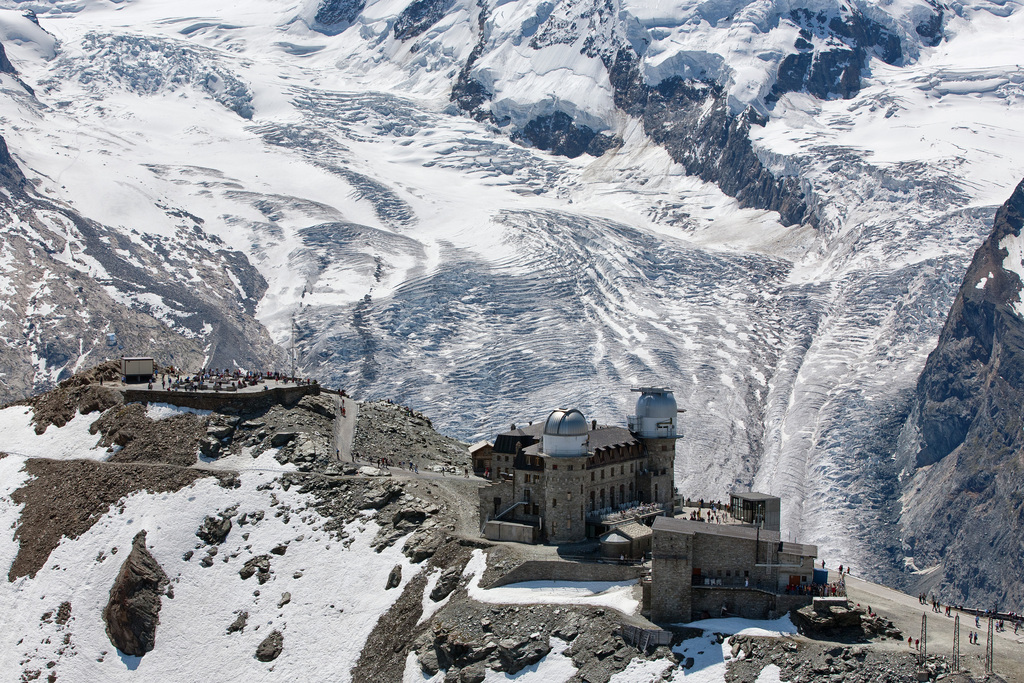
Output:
543,408,589,437
634,389,677,419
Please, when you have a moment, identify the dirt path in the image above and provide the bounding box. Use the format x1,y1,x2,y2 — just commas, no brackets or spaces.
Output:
844,573,1024,679
332,395,357,462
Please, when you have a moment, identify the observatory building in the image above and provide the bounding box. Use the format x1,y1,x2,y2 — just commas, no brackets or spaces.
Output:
478,387,680,544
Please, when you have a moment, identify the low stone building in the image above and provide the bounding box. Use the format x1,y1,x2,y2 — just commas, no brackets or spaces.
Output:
478,387,680,544
648,515,817,623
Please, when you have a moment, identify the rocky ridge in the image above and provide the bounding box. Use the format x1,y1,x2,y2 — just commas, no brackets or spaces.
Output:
897,178,1024,610
352,399,469,471
0,129,284,403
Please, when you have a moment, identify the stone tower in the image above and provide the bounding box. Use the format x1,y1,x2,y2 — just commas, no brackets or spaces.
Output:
540,409,590,543
628,387,680,506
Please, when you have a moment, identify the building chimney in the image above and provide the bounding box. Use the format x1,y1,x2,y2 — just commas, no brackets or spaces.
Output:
511,424,516,431
591,419,597,431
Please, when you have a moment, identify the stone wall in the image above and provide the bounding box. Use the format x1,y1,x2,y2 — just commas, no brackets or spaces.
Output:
478,480,514,527
650,526,692,623
487,560,642,588
483,521,537,544
692,533,770,587
691,587,777,621
122,384,317,412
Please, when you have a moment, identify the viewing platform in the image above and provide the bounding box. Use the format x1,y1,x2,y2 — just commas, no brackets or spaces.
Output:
112,376,323,412
588,502,670,527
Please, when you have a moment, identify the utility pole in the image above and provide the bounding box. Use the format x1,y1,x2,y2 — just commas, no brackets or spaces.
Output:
986,616,994,674
952,615,960,672
920,613,927,663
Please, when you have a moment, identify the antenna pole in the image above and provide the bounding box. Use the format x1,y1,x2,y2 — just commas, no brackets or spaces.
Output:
952,615,960,672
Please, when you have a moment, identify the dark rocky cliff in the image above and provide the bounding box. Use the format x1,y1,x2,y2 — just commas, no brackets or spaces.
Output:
897,178,1024,610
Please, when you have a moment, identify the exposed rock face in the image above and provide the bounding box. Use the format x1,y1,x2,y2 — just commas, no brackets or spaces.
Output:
0,133,284,404
255,630,284,662
449,1,490,117
239,554,272,583
791,600,902,640
23,360,122,433
91,403,207,467
9,459,210,581
511,112,619,159
313,0,365,32
196,515,232,545
351,400,468,470
386,565,403,590
897,178,1024,610
725,637,950,683
771,48,861,101
768,7,906,103
103,530,169,656
393,0,454,40
0,133,26,189
606,49,811,227
0,43,16,74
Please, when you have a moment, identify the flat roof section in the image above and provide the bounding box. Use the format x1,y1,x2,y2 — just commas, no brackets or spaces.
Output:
731,492,780,502
653,516,781,543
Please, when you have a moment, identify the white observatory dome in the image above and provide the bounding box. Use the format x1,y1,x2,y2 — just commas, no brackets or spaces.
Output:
628,388,678,438
542,408,589,456
634,391,677,419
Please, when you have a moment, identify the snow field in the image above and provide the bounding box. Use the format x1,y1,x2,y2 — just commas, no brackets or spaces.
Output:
0,406,106,461
146,402,213,421
0,461,418,681
463,549,641,614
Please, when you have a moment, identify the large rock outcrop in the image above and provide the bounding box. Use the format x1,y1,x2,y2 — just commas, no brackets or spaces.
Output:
897,178,1024,610
103,530,170,656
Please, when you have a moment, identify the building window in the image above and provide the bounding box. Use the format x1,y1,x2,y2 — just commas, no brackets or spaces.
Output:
568,465,573,470
630,463,634,473
533,475,540,483
601,470,605,480
552,498,557,508
744,571,750,577
567,492,572,501
551,521,557,535
591,472,595,482
552,464,558,470
726,570,731,577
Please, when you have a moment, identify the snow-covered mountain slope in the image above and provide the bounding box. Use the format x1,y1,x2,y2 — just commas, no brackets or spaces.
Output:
0,438,419,681
0,0,1022,597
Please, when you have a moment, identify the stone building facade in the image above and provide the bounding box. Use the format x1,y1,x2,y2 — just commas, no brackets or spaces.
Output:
478,387,680,544
649,516,817,623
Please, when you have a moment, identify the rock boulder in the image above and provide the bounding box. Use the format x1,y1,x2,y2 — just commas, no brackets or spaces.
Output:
103,530,169,656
